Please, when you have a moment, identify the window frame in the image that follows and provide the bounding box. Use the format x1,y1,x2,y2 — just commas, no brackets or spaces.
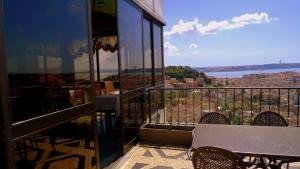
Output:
143,13,165,88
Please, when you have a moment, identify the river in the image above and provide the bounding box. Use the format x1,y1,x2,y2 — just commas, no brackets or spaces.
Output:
204,68,300,78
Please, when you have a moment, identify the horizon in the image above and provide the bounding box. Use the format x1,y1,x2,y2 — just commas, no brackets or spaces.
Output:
163,0,300,67
168,62,300,68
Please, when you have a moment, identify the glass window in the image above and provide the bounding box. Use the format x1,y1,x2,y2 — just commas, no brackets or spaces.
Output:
153,24,164,84
14,114,96,169
118,0,144,92
4,0,92,122
143,18,153,87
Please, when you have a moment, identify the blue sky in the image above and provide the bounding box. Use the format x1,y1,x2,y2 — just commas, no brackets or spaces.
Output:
163,0,300,67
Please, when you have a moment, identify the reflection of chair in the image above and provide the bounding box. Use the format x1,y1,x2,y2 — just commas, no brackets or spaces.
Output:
199,112,231,124
15,137,40,161
113,81,119,89
95,83,101,96
70,89,84,106
253,111,288,126
192,146,246,169
46,87,70,111
104,81,114,94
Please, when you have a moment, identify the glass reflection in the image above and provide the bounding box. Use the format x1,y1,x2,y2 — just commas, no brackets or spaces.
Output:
143,19,153,87
153,24,164,84
4,0,92,122
118,0,144,92
14,115,96,169
123,95,144,144
94,37,119,95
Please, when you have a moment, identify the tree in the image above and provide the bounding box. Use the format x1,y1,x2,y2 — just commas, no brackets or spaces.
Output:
165,66,212,85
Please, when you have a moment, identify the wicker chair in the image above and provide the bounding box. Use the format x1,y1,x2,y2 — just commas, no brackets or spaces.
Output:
252,111,289,168
253,111,288,126
192,146,246,169
199,112,231,125
253,111,289,168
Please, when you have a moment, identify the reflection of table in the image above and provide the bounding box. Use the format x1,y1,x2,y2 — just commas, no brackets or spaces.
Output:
96,93,119,114
96,94,120,133
192,124,300,167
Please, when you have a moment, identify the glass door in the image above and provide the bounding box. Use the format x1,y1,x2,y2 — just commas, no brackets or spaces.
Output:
117,0,145,152
92,0,123,168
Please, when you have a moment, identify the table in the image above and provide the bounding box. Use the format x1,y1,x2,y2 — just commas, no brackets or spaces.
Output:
192,124,300,160
95,93,119,114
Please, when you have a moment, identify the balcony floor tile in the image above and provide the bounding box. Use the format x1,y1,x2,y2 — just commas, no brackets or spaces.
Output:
119,144,300,169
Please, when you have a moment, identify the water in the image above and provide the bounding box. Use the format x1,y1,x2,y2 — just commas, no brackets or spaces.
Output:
204,68,300,78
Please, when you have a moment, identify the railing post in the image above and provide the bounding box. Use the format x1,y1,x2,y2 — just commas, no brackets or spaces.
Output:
148,89,151,124
162,88,166,124
268,88,271,112
185,89,188,125
208,88,211,113
297,89,300,126
278,89,281,115
288,89,290,125
241,89,244,125
192,89,195,125
250,89,253,125
170,89,173,125
259,88,262,112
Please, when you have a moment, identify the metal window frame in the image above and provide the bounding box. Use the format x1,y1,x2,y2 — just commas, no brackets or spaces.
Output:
152,22,164,86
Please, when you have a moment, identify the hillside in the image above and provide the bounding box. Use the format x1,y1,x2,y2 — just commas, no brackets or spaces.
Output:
165,66,212,84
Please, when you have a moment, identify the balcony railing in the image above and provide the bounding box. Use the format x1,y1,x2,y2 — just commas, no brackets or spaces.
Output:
148,87,300,127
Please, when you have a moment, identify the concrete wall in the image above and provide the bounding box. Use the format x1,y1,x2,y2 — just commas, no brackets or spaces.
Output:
133,0,165,24
140,126,193,146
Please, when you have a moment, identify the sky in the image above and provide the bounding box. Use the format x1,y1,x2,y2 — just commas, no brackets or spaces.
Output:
163,0,300,67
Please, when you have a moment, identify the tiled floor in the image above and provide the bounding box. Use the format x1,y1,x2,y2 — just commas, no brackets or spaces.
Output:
120,145,300,169
122,145,192,169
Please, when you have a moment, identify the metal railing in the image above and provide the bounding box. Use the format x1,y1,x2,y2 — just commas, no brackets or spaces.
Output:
148,87,300,127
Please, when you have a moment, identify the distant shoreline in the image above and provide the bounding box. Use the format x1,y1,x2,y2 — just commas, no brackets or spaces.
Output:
194,63,300,73
204,68,300,78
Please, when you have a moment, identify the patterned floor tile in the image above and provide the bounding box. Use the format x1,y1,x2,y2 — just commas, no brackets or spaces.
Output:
121,145,300,169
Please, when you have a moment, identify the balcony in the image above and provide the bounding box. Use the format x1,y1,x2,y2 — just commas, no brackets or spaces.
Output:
147,87,300,127
113,87,300,169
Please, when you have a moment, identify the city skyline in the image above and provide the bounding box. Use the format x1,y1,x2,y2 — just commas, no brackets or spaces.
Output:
163,0,300,67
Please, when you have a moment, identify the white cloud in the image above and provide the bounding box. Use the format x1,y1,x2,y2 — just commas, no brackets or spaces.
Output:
164,41,179,55
164,12,278,37
189,43,198,49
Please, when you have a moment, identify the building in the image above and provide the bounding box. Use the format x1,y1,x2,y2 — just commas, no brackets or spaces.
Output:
0,0,165,168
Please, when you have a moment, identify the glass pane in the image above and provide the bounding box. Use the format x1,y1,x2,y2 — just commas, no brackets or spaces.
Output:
118,0,144,92
92,1,119,96
14,115,96,169
143,19,153,87
153,24,164,84
122,95,144,144
92,3,123,168
4,0,92,123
